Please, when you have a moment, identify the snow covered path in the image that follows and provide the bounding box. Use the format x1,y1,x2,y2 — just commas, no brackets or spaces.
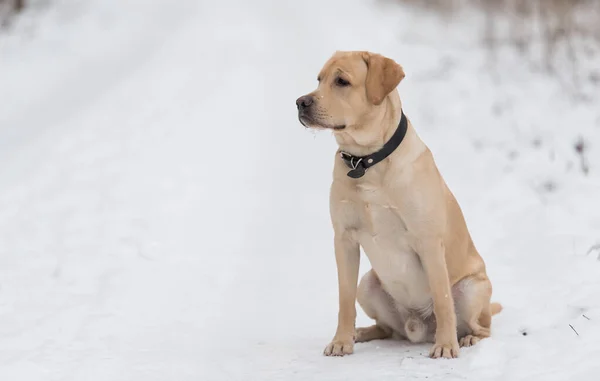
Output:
1,1,600,380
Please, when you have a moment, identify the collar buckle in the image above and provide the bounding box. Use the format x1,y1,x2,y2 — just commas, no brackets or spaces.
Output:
343,153,362,170
341,152,367,179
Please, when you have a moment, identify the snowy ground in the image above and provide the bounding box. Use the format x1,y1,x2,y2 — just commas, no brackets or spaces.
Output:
1,0,600,380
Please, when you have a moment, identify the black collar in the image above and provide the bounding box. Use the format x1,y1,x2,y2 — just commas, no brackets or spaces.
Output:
339,110,408,179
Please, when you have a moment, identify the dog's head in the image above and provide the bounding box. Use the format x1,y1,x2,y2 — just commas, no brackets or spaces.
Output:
296,51,405,135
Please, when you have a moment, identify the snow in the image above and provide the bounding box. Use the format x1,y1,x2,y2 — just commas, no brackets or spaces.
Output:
1,0,599,380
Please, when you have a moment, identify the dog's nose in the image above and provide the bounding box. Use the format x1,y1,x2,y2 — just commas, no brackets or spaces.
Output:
296,95,314,110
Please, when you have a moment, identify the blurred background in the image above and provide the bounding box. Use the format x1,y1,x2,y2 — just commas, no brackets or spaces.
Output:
1,1,599,380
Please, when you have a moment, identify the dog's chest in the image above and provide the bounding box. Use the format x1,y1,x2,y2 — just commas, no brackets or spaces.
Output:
354,184,431,308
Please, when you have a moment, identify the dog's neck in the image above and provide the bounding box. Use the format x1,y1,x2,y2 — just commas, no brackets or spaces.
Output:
333,91,402,158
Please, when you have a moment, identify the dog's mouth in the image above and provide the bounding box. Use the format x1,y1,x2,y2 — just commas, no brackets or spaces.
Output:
298,114,345,130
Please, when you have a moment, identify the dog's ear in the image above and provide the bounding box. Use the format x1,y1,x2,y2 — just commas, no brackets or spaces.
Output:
362,52,405,105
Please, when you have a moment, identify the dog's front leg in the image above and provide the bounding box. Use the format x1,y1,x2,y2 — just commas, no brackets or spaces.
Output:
323,232,360,356
419,239,460,359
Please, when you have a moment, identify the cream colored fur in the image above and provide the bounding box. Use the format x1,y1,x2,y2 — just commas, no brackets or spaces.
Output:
296,51,501,359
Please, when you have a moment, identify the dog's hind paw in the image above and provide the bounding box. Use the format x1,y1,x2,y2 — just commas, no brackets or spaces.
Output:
459,334,482,347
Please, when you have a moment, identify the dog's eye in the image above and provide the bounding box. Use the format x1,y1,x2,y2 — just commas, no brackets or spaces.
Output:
335,77,350,87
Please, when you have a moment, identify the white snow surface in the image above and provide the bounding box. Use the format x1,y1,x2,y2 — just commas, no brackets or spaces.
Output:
1,1,600,380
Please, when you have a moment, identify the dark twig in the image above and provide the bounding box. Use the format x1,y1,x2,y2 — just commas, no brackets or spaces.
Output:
587,244,600,260
569,324,579,336
583,314,590,320
574,137,589,175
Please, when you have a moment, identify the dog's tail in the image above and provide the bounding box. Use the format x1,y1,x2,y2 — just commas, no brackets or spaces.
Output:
490,302,503,316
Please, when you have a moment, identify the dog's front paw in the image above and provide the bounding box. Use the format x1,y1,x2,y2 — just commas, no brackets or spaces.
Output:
323,336,354,356
429,340,459,359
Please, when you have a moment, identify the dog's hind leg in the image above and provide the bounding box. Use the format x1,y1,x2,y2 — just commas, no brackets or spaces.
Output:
355,324,392,343
355,270,399,342
454,274,500,347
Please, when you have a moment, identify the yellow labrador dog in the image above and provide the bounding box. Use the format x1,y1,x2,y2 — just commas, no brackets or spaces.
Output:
296,51,501,359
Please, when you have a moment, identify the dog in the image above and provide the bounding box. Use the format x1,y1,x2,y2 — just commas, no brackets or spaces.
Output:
296,51,501,359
